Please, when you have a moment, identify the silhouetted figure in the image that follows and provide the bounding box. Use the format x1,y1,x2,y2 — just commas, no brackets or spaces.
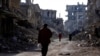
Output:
38,24,52,56
94,27,100,38
95,9,100,17
69,34,72,41
58,33,62,42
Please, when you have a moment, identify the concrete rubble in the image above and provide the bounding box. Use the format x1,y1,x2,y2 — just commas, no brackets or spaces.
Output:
0,9,38,52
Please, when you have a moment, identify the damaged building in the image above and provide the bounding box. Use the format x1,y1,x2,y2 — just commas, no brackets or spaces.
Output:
0,0,42,52
0,0,65,52
41,9,64,33
72,0,100,46
0,0,20,10
20,0,42,28
64,2,87,33
87,0,100,25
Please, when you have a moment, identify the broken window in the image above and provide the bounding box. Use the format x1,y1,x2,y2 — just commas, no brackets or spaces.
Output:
72,13,74,16
85,7,87,10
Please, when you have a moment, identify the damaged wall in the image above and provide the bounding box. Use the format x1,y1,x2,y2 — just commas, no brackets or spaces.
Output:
87,0,100,25
0,0,39,52
9,0,20,9
20,3,43,28
72,0,100,46
0,0,21,10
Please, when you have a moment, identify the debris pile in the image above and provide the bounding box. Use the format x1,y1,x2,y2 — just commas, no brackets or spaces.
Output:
73,23,100,47
0,9,38,52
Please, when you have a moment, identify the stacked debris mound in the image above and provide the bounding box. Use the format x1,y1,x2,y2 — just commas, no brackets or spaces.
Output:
73,23,100,47
0,9,38,52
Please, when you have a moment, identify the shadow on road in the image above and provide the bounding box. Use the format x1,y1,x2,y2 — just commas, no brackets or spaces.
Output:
0,47,41,56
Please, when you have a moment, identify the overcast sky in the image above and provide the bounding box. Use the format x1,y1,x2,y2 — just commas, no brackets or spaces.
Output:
22,0,87,22
34,0,87,22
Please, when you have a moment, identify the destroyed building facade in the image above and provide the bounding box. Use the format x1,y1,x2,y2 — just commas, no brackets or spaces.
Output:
64,2,87,33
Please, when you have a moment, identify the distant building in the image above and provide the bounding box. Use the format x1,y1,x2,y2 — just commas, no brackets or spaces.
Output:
41,9,56,20
64,2,87,33
56,18,64,33
41,9,64,33
41,9,57,28
20,0,42,28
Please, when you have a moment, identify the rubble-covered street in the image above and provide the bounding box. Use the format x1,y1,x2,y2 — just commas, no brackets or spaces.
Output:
0,0,100,56
59,41,100,56
0,38,100,56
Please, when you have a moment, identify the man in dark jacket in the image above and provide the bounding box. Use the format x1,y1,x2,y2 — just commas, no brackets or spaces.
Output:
38,24,52,56
69,34,72,41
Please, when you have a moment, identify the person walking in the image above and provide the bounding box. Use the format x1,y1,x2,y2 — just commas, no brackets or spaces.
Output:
69,34,72,41
58,33,62,42
38,24,52,56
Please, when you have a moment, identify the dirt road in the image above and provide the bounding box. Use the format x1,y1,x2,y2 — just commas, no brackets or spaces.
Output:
0,38,100,56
